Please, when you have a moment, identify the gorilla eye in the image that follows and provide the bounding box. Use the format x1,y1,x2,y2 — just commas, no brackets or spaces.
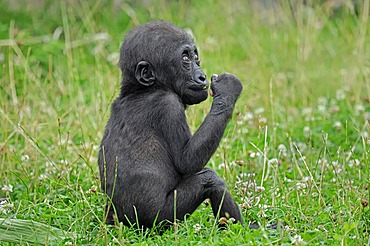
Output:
194,54,200,63
182,54,191,63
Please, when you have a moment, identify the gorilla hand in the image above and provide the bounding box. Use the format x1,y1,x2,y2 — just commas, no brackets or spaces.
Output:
210,73,242,115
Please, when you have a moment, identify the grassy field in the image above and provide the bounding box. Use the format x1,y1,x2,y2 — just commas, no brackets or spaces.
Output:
0,0,369,245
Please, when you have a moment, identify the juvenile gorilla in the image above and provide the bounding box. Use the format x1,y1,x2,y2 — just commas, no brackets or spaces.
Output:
98,21,243,229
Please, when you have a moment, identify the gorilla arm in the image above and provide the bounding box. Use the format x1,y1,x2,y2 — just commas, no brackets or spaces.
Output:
161,73,243,175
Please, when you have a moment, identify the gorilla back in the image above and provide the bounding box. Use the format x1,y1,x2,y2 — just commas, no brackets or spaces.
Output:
98,21,243,229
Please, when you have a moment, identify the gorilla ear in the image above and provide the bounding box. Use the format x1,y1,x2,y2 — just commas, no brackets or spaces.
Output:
135,61,155,86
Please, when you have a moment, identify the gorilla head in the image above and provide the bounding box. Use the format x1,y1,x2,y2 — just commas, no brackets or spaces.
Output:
118,21,208,105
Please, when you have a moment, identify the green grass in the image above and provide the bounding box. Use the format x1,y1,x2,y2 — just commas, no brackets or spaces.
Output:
0,0,369,245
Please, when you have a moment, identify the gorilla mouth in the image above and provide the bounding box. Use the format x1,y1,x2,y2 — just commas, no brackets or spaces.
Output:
189,80,209,91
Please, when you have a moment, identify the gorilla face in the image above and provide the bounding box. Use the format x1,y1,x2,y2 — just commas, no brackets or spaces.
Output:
176,44,209,105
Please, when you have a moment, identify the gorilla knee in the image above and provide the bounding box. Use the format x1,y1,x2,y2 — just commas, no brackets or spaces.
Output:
200,168,226,189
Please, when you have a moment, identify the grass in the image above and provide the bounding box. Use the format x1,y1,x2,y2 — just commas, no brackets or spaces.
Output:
0,0,369,245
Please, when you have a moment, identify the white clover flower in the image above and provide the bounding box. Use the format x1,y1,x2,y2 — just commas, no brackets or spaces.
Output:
249,152,256,158
278,144,288,157
21,155,30,162
296,182,306,190
317,105,326,113
284,177,292,182
193,223,201,233
222,137,230,143
302,107,313,116
317,97,328,106
291,234,306,245
229,161,237,167
333,168,342,174
331,161,342,174
260,204,269,209
259,117,267,125
336,89,346,100
240,128,249,134
278,144,287,151
249,182,257,190
268,158,279,166
38,174,48,180
297,142,308,153
333,121,342,131
318,158,328,166
348,159,360,168
236,120,244,126
302,176,310,182
246,192,253,197
254,107,265,115
218,163,226,169
237,173,248,179
354,104,365,115
45,161,53,168
0,200,14,215
243,112,254,121
2,184,13,193
255,186,265,193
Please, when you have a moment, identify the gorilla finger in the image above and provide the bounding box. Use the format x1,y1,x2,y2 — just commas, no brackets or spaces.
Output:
211,74,219,83
210,74,218,97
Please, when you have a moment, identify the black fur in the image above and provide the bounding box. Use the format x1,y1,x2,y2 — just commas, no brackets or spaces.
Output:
98,21,243,229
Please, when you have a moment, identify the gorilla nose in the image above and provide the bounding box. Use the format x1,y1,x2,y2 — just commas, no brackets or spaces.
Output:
194,70,208,86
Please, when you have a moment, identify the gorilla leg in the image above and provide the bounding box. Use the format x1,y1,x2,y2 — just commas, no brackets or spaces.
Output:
158,168,243,225
208,187,244,223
